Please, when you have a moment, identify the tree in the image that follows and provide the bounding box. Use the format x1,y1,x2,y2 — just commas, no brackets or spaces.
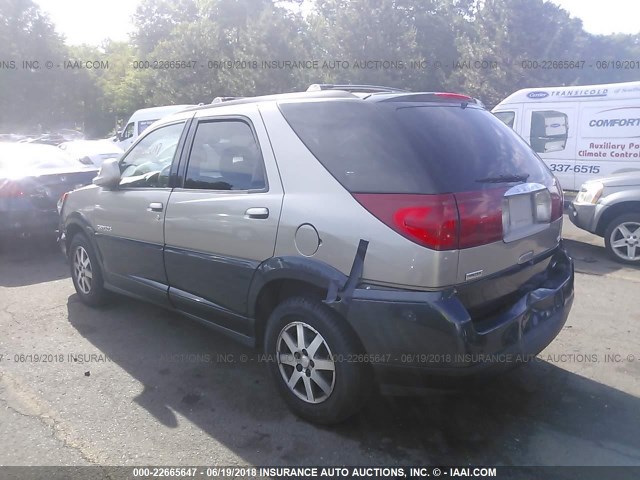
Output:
0,0,77,132
453,0,588,107
308,0,421,88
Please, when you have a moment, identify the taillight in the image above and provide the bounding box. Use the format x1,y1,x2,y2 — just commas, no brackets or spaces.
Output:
549,179,563,221
454,189,506,249
353,193,459,251
0,180,24,198
57,191,69,214
354,188,509,251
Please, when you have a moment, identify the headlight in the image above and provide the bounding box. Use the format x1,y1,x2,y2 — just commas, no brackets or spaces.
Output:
575,181,604,204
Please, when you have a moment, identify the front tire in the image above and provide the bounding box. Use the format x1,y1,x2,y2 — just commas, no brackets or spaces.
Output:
264,296,372,424
69,234,108,306
604,213,640,265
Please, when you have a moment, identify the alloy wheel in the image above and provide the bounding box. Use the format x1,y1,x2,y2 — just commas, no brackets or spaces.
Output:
276,321,336,404
609,221,640,262
73,246,93,294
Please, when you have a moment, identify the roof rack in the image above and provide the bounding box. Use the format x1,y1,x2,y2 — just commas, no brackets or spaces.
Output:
184,90,358,112
306,84,409,94
211,96,245,104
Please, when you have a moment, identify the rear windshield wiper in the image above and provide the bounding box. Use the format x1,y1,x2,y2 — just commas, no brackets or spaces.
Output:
475,173,530,183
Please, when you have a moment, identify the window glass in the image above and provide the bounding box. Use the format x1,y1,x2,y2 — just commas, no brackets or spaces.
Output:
119,122,185,188
494,111,515,128
529,110,569,153
121,122,134,140
279,101,552,194
138,119,159,135
184,120,265,191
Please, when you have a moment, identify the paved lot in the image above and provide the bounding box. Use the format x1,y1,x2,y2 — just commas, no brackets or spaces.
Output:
1,216,639,468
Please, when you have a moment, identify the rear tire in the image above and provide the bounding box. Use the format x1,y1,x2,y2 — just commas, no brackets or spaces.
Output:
264,296,372,425
69,233,108,306
604,213,640,265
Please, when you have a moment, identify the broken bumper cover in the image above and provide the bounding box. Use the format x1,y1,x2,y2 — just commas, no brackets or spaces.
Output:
345,247,574,392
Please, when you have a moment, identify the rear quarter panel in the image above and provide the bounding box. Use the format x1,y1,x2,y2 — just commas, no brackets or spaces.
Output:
259,101,460,289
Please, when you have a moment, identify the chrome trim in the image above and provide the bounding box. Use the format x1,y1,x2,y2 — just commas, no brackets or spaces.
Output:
504,182,546,197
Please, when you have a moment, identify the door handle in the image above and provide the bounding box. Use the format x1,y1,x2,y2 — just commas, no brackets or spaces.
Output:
245,207,269,219
148,202,164,212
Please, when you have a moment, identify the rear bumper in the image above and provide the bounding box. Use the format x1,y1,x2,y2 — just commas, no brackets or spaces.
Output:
345,247,574,392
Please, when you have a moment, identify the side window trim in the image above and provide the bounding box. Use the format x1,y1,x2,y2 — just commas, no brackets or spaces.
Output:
177,115,269,193
117,118,192,190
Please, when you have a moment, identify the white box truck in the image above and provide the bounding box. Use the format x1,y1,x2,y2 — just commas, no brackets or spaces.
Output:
492,81,640,190
115,105,194,151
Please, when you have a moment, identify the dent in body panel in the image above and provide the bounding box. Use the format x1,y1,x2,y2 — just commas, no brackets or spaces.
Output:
246,255,349,318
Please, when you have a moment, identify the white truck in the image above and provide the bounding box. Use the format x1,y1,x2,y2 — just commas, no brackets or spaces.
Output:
115,105,194,151
492,81,640,190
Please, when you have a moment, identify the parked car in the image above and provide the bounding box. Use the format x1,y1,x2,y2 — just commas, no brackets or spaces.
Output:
0,143,97,241
59,140,124,168
59,86,574,424
493,81,640,190
18,133,68,146
569,172,640,264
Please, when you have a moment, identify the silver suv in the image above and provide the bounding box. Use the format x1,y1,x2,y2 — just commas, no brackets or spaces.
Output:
59,86,575,424
569,172,640,264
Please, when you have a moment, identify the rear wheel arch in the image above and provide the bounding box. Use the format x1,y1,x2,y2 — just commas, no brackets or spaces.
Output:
248,257,349,348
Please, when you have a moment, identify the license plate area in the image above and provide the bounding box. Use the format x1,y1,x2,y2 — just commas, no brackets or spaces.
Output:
503,184,549,243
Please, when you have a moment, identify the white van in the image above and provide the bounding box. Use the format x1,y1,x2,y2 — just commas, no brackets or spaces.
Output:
115,105,194,150
492,81,640,190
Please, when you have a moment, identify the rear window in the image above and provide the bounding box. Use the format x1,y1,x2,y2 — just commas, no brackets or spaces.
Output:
279,101,552,194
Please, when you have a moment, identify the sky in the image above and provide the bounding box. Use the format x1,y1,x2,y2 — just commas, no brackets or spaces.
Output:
34,0,640,46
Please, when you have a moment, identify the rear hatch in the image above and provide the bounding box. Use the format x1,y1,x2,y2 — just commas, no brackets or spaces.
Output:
278,96,563,316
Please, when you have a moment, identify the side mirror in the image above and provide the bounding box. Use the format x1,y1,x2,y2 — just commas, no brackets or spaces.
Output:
93,158,121,189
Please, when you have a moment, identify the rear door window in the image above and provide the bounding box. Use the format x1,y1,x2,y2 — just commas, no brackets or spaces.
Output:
279,100,552,194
